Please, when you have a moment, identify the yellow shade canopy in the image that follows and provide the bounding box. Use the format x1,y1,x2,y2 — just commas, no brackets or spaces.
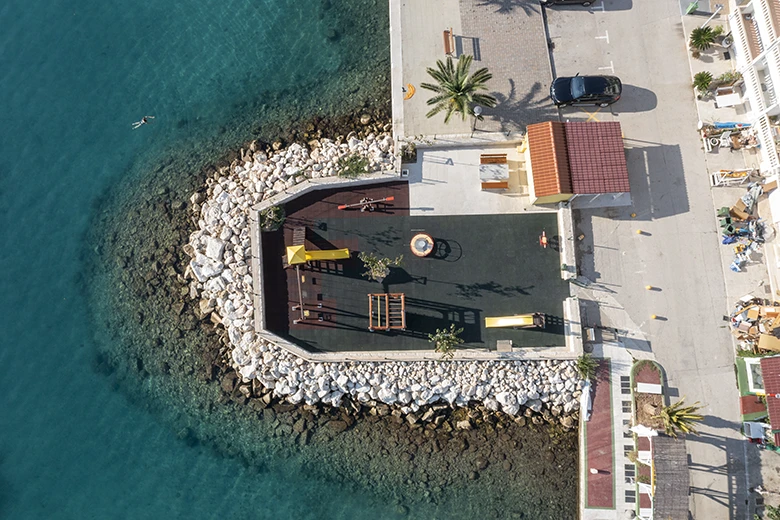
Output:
286,245,307,265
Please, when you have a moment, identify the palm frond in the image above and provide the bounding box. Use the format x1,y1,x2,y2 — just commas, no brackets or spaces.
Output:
422,55,496,124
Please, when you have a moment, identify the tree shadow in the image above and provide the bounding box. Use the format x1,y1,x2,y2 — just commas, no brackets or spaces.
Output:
477,0,540,15
452,280,535,300
487,79,558,133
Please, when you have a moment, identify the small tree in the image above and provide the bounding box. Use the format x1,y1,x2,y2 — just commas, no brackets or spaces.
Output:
654,398,704,438
357,252,403,282
693,71,713,95
575,353,599,380
690,26,716,52
421,55,498,124
429,324,464,360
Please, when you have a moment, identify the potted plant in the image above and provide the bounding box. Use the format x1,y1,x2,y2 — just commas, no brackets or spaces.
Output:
429,324,465,360
357,252,403,282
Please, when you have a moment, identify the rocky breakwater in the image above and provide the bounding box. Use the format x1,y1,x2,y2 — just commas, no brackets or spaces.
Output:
184,131,582,429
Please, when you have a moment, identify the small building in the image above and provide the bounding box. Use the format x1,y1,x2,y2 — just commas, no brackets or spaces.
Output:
521,121,631,208
761,355,780,444
736,356,768,423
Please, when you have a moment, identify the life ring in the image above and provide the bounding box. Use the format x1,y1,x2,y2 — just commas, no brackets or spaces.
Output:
403,84,415,100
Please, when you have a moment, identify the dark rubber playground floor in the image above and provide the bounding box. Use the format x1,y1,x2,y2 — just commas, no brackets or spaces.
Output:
261,182,570,353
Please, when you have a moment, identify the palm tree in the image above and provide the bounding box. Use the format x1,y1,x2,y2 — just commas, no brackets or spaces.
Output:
654,398,704,438
690,26,716,52
420,55,498,124
575,353,599,380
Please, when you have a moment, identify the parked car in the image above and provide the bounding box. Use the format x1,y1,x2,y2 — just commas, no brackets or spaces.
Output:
541,0,594,7
550,74,622,107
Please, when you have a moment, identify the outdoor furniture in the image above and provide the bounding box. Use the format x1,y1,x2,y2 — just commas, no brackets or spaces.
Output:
443,28,454,55
715,86,741,108
410,232,435,257
717,206,731,218
479,153,509,190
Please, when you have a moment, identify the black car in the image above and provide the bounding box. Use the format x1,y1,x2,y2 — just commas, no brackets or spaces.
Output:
542,0,593,6
550,75,622,107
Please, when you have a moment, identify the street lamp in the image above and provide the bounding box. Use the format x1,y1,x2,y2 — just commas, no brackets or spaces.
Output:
471,105,483,137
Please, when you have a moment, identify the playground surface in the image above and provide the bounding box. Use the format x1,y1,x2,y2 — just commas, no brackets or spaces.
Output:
261,182,570,353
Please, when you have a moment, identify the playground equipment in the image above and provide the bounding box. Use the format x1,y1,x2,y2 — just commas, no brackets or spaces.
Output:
338,196,395,212
286,244,350,265
368,293,406,331
485,313,546,329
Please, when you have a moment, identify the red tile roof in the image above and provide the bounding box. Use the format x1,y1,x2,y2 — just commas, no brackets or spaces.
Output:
527,121,630,198
527,122,572,197
564,122,630,194
760,356,780,433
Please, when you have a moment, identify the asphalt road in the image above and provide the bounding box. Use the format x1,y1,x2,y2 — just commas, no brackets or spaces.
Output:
545,0,750,518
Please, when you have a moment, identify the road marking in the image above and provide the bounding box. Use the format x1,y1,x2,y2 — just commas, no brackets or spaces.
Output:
598,60,615,74
580,107,603,122
590,0,605,11
595,30,609,44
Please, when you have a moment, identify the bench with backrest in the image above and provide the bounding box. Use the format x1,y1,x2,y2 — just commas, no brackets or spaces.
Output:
480,153,508,164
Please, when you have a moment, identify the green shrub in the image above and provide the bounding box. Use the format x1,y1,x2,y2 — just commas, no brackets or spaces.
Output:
337,154,370,178
429,324,465,360
716,70,742,86
259,205,285,231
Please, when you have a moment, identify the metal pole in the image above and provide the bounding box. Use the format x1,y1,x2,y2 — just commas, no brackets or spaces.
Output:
701,4,723,28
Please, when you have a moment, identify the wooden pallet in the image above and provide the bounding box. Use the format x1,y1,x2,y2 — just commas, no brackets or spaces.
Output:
368,293,406,331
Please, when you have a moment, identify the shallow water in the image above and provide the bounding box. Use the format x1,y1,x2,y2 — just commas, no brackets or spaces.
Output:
0,0,577,518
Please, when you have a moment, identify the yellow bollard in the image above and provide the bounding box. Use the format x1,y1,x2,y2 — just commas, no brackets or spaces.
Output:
630,213,637,218
645,285,654,290
650,314,658,320
636,229,643,235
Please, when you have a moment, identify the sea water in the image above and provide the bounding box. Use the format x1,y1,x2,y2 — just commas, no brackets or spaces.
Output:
0,0,403,517
0,0,576,518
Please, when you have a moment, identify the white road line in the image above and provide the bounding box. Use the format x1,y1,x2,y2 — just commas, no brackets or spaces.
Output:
598,60,615,74
595,30,610,44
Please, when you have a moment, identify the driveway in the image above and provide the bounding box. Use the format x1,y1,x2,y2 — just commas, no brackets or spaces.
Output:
546,0,749,518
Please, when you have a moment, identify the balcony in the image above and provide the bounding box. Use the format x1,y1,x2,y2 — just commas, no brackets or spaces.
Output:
769,0,780,36
745,14,765,60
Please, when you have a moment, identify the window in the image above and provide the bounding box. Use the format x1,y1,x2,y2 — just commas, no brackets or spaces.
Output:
622,401,632,413
625,464,635,478
625,489,636,503
621,376,631,395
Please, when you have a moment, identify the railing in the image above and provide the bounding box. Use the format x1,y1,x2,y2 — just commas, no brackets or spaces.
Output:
755,0,778,44
756,114,780,171
731,11,756,68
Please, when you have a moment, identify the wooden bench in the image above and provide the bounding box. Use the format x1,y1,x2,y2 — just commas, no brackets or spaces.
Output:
443,28,455,56
481,181,509,191
480,153,508,164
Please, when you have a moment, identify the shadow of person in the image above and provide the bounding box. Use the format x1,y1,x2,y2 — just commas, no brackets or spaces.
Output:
431,238,463,262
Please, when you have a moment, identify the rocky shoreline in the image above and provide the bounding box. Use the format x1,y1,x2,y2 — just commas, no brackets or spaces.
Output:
183,124,583,430
85,103,577,517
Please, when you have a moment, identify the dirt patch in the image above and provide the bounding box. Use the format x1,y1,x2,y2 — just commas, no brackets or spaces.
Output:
635,392,665,430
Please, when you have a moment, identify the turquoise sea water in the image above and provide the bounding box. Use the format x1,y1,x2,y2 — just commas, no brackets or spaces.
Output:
0,0,578,517
0,0,404,517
